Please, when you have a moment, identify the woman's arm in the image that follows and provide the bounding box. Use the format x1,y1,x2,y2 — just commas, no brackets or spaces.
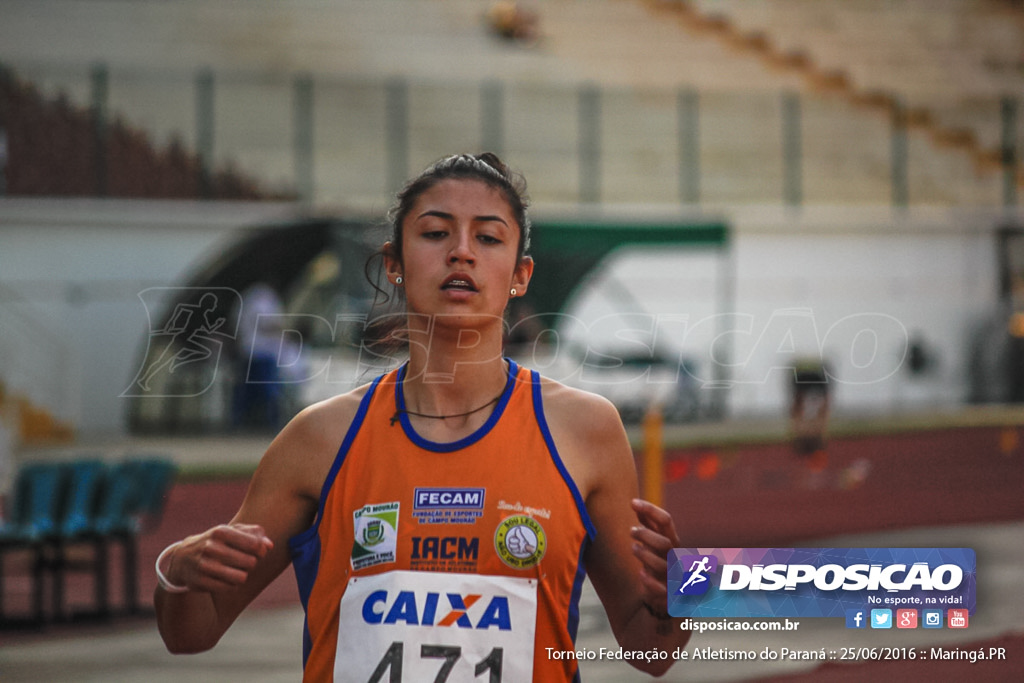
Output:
154,393,359,653
544,384,690,676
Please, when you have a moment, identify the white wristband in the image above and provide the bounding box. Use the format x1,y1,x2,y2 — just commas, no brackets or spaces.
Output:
155,541,190,594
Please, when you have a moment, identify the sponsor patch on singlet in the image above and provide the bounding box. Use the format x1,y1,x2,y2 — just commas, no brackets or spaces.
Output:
412,487,486,525
351,502,400,571
336,570,537,682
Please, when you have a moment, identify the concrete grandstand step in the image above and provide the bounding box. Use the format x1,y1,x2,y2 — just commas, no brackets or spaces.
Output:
674,0,1024,202
538,0,808,91
2,0,1019,208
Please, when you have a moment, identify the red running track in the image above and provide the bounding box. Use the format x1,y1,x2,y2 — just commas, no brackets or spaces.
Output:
3,424,1021,679
658,425,1024,547
658,423,1024,682
5,425,1022,616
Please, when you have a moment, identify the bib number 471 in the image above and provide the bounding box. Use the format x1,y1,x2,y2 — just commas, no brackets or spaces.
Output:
368,642,503,683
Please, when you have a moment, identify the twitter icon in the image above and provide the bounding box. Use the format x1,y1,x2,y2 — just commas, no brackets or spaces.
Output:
870,609,893,629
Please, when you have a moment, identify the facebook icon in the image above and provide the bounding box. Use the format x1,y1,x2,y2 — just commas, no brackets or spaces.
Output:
845,609,867,629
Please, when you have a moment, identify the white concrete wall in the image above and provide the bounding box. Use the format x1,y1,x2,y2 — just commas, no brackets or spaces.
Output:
0,200,1016,434
0,199,299,434
560,205,1011,418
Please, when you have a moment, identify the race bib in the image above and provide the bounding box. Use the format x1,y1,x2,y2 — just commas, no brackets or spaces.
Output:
336,571,537,682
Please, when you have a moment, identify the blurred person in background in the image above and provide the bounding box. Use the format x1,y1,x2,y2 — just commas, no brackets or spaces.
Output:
486,1,540,46
790,358,831,473
232,283,288,430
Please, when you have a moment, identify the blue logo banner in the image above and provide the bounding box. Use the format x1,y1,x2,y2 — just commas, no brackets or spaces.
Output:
667,548,976,618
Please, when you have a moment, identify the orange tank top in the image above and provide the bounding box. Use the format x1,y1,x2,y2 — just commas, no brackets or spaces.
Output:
289,360,596,682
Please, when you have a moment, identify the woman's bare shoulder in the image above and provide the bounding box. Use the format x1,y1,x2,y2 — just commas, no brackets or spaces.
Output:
283,382,376,452
253,381,377,492
537,375,623,438
228,380,382,544
533,375,634,499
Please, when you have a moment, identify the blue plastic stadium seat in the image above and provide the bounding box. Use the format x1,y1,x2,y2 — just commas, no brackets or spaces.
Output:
0,463,66,544
115,456,177,615
0,462,68,625
91,460,145,537
47,459,109,621
85,456,177,616
57,460,106,539
131,457,177,527
4,456,179,624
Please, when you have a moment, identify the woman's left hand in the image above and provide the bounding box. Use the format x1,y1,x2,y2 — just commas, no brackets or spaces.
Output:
629,498,680,613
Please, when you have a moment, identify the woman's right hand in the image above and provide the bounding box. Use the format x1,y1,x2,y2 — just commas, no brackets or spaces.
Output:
163,523,275,593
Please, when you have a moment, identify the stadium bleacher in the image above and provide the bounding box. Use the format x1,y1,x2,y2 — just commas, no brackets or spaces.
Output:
678,0,1024,197
0,0,1019,208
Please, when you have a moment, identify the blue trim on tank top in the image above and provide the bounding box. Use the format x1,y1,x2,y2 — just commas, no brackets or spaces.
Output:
567,534,591,645
394,359,519,453
288,373,383,553
288,374,383,668
530,369,597,540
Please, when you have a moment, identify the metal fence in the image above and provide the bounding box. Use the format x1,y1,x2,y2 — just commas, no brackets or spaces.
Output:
3,61,1021,209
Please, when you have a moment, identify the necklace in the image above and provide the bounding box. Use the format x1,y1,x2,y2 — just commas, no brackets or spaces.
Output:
390,389,505,426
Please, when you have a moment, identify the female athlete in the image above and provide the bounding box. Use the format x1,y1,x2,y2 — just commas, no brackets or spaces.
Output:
155,153,691,680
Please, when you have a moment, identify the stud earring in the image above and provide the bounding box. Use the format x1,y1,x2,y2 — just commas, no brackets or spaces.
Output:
395,276,403,285
510,288,517,296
